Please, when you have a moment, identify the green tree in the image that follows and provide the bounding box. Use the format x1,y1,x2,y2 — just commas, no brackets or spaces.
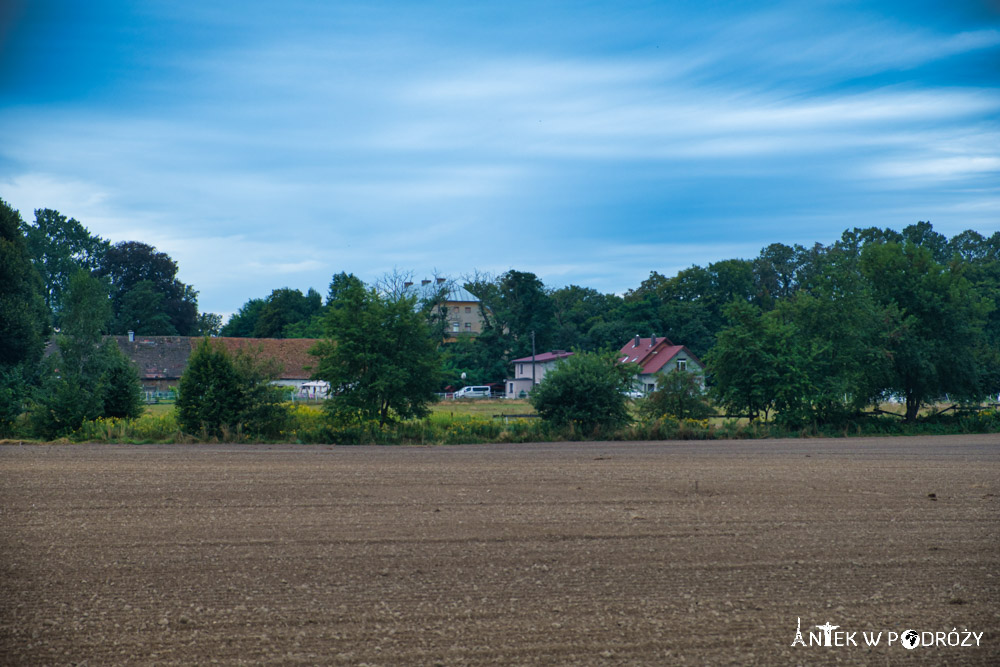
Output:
100,346,144,419
770,250,888,426
549,285,623,351
859,240,992,421
902,221,949,262
20,208,108,324
114,279,176,335
752,242,804,307
704,301,784,422
620,260,756,358
195,312,224,337
252,287,323,338
29,271,143,438
96,241,199,335
0,200,50,433
529,352,637,432
440,336,506,389
176,338,288,439
639,370,715,421
220,298,266,337
955,230,1000,396
311,274,441,427
948,229,991,262
470,270,556,358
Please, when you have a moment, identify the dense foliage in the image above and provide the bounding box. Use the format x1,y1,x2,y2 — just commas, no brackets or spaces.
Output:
0,200,49,433
310,273,442,427
3,194,1000,441
220,287,324,338
639,370,715,421
176,338,288,438
96,241,201,335
16,208,221,336
529,352,637,431
29,272,143,439
20,208,109,325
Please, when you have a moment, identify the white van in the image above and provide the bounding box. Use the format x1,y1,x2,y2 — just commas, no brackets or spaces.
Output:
453,385,492,399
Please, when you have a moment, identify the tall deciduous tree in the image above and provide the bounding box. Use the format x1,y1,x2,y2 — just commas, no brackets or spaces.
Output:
114,280,176,335
549,285,622,351
704,301,785,422
860,241,992,421
20,208,108,324
97,241,199,335
30,271,143,439
220,298,266,337
0,200,50,432
252,287,323,338
471,270,556,358
195,312,224,337
311,274,441,427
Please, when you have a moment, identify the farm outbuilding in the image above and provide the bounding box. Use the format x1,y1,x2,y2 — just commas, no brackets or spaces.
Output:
107,336,320,393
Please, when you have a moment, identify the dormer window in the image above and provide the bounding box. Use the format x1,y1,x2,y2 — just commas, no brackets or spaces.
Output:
677,359,687,371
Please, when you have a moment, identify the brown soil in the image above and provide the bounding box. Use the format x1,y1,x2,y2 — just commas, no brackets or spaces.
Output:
2,435,998,665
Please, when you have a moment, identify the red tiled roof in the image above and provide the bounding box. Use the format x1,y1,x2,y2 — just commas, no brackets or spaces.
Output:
209,338,319,379
617,337,702,374
111,336,320,381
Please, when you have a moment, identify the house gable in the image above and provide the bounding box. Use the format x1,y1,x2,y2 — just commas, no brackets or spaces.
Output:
617,336,704,391
505,350,574,398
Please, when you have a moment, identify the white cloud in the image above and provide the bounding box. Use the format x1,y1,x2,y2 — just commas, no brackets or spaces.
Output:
2,1,998,315
1,173,114,224
870,156,1000,180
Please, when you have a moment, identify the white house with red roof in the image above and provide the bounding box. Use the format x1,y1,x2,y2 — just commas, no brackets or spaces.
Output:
505,350,574,399
618,335,704,395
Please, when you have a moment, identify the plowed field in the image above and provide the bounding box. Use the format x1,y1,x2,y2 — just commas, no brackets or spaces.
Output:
2,436,998,665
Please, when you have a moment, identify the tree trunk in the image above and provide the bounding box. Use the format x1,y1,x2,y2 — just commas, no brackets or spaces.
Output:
904,390,920,423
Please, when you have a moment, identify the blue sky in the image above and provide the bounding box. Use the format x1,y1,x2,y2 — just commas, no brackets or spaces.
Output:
2,1,999,318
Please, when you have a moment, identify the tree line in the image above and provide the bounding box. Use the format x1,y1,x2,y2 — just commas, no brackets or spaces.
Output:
219,222,1000,427
3,194,1000,437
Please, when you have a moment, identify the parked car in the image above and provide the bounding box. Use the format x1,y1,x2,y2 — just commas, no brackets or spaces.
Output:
453,385,492,399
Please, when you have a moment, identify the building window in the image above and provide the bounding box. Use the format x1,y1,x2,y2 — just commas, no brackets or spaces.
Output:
677,359,687,371
452,322,460,332
519,364,524,375
465,306,472,313
465,322,472,331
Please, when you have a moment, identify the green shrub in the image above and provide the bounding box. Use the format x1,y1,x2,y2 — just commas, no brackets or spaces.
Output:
638,370,715,421
530,352,636,431
176,338,288,440
73,411,180,443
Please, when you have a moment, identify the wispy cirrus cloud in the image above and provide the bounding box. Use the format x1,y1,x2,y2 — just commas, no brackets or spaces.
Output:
1,0,998,315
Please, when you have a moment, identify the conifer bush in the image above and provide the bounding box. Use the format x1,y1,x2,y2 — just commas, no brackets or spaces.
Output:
177,338,288,439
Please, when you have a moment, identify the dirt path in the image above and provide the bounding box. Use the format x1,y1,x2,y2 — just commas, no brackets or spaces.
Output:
2,435,998,665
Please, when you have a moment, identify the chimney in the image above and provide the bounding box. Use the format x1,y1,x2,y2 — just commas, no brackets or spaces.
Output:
436,277,446,284
421,279,431,286
403,281,413,288
128,330,135,342
633,335,640,348
650,335,656,347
